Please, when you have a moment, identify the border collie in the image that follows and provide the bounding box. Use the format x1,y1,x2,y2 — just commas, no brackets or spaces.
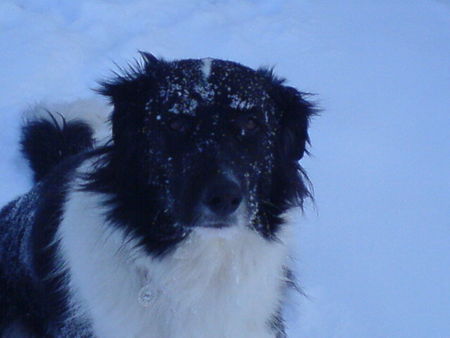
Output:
0,53,314,337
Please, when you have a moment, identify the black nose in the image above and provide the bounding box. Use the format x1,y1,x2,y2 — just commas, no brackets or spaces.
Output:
203,178,243,217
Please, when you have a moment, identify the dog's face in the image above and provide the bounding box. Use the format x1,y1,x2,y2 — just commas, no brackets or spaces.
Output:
97,53,314,254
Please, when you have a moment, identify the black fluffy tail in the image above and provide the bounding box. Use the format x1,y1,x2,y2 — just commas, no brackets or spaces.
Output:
21,114,94,183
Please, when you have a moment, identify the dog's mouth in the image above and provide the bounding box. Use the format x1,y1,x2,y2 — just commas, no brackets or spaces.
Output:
192,212,244,230
200,222,232,229
187,193,248,230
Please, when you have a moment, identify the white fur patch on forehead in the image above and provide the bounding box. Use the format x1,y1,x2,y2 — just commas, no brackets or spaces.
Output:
201,58,213,79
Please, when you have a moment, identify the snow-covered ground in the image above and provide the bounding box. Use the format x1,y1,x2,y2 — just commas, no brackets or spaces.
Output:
1,0,449,337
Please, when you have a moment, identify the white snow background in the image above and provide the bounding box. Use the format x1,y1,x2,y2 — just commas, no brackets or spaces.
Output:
1,0,449,337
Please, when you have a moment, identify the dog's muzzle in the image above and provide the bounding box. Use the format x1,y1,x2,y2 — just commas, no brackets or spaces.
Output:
200,176,243,227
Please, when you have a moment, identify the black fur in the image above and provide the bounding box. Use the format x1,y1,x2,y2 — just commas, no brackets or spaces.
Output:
0,54,315,337
0,153,93,336
21,115,94,182
1,117,95,335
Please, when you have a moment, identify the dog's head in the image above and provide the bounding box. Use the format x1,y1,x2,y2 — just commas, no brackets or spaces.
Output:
95,53,314,255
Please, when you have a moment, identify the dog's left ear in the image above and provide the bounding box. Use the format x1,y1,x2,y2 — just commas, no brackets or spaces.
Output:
278,86,314,161
259,68,315,161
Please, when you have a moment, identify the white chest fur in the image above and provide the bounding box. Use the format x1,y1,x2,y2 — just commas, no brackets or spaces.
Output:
57,184,291,338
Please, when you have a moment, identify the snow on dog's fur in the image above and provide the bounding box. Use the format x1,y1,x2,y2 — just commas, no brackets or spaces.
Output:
0,53,315,337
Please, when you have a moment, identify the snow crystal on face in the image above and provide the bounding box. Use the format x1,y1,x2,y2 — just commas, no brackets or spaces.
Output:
229,94,256,110
168,99,198,115
194,83,214,103
141,60,280,129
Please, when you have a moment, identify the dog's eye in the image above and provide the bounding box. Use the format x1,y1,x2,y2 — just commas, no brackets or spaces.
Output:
235,117,259,132
169,117,191,133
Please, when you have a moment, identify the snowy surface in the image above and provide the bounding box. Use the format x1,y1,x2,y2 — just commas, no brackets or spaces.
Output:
1,0,449,337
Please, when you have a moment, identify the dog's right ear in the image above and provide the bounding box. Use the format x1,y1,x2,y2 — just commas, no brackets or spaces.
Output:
99,53,160,143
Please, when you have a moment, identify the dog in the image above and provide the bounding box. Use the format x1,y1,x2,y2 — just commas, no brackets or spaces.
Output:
0,53,314,337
